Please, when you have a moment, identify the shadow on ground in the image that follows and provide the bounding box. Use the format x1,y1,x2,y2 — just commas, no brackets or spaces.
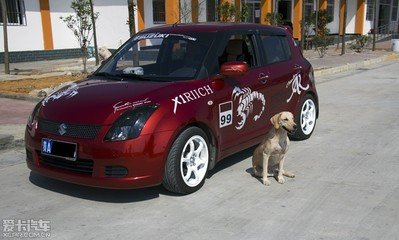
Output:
28,172,180,203
28,145,258,202
207,145,257,178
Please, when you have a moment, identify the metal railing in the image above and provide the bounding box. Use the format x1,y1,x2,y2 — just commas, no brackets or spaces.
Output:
373,22,399,41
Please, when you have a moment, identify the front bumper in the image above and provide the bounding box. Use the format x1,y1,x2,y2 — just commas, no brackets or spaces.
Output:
25,126,174,189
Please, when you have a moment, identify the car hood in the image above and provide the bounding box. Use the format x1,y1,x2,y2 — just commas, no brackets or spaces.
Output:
39,78,174,125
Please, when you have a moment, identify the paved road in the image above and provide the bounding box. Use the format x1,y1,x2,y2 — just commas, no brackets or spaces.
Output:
1,62,399,240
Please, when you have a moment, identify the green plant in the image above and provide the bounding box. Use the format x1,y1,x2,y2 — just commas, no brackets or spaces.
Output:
349,34,372,53
218,1,235,22
311,9,333,58
60,0,99,73
265,12,284,26
302,15,314,37
313,34,334,57
217,2,249,22
236,3,249,22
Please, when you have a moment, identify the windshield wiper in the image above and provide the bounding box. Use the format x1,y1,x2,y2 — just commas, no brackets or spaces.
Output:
93,72,123,81
116,73,168,82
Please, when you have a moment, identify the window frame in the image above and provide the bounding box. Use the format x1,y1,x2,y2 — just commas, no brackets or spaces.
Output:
206,0,217,22
327,0,334,21
305,0,314,18
218,32,261,69
152,0,166,24
0,0,26,26
259,33,292,66
391,0,398,21
366,0,374,21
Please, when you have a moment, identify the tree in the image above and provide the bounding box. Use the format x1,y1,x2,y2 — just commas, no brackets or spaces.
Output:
311,9,334,57
61,0,99,73
127,0,139,66
218,1,235,22
218,1,249,22
236,3,249,22
89,0,99,66
127,0,136,36
1,0,10,74
265,12,283,26
372,0,377,51
339,0,347,55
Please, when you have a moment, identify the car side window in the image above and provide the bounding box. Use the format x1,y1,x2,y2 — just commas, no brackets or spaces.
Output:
218,34,258,68
260,35,292,65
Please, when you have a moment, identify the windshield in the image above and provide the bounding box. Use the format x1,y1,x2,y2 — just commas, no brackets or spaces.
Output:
97,32,215,81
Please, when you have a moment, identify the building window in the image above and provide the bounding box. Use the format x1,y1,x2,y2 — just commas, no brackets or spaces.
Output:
392,0,398,21
153,0,165,24
0,0,26,26
327,0,334,21
366,0,374,21
305,0,314,18
207,0,217,21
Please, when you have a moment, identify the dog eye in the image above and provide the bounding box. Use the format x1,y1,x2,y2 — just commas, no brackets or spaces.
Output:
284,118,288,121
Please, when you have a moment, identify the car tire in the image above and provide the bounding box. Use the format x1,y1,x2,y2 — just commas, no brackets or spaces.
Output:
163,127,210,194
291,94,317,140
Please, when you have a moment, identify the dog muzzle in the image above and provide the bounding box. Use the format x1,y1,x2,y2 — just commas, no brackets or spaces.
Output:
283,125,297,134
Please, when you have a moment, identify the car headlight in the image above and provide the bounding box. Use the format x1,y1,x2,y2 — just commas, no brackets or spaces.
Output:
105,105,158,141
27,102,42,129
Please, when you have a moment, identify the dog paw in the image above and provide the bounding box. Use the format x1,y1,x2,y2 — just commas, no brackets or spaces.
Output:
283,170,295,178
263,179,271,186
277,176,285,184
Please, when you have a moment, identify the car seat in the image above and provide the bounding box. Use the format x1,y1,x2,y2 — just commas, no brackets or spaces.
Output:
225,39,245,62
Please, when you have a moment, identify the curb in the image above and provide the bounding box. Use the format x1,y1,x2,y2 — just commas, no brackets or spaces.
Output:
314,53,399,77
0,71,68,82
0,93,41,102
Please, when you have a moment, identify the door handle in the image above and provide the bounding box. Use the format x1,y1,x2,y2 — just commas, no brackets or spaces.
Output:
258,73,269,84
294,64,302,70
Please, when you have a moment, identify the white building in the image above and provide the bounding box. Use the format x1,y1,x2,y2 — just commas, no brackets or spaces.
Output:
0,0,398,62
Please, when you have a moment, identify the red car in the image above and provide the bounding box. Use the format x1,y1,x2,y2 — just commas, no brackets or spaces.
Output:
25,23,318,194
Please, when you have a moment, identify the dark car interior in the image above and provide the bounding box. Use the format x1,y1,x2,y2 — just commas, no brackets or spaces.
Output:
218,34,256,68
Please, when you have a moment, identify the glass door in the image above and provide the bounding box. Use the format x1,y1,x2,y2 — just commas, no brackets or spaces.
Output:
278,0,292,23
245,0,261,23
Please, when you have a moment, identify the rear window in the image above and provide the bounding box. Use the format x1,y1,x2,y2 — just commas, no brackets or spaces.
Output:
260,35,292,65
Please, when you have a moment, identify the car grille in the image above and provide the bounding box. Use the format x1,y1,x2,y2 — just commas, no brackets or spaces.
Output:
40,154,94,175
38,119,101,139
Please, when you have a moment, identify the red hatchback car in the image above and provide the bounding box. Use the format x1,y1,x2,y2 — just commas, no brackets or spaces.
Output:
25,23,318,194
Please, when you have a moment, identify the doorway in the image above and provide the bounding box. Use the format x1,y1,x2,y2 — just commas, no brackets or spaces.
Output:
245,0,261,23
378,0,391,31
278,0,292,24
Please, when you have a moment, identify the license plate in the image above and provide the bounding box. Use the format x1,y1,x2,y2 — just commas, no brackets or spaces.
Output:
41,138,77,161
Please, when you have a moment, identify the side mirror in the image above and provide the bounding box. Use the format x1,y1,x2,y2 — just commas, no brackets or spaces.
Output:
220,61,249,77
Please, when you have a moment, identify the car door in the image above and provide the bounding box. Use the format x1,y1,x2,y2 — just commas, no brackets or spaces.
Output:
211,32,271,154
258,32,300,117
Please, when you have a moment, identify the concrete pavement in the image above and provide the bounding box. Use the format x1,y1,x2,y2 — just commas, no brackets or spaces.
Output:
0,98,36,149
0,61,398,240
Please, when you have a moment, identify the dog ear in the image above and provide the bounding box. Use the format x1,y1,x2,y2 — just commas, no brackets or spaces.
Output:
270,113,281,129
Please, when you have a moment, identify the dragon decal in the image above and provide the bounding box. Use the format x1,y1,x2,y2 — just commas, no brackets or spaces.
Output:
232,87,266,130
42,83,79,106
286,73,309,103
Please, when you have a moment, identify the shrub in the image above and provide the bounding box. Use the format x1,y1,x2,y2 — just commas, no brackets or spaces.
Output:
349,35,372,53
265,12,284,26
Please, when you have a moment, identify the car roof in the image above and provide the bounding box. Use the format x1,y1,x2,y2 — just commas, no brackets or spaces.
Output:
139,22,288,35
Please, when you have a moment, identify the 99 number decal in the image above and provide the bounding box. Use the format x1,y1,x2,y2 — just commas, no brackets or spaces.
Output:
220,114,232,126
219,101,233,128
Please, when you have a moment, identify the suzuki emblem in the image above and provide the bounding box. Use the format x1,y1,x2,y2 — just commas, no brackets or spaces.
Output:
58,123,67,135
